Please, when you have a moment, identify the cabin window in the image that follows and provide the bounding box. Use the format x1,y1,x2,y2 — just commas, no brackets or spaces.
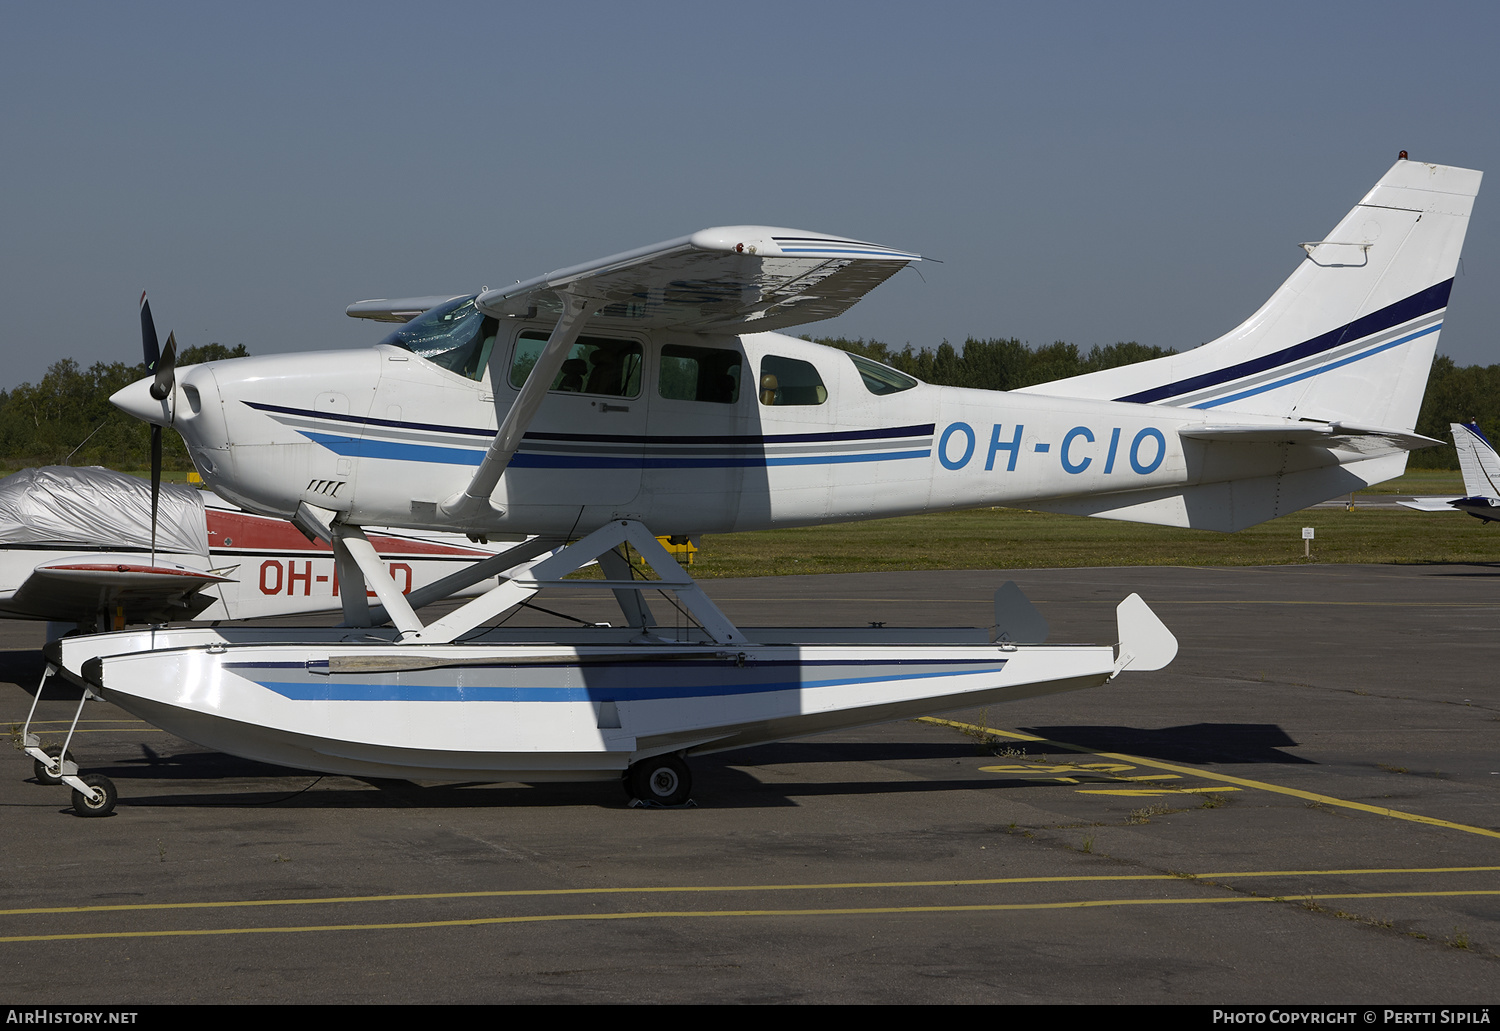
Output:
659,344,742,404
847,353,918,395
510,331,643,397
758,355,827,406
379,295,497,381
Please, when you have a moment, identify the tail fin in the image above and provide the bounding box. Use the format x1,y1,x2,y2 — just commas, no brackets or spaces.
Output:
1022,159,1481,432
1452,422,1500,500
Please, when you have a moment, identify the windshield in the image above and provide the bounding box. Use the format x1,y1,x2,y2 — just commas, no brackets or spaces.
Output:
379,295,498,381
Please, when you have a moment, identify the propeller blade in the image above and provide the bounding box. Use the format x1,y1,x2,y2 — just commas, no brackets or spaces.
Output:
140,292,160,370
150,424,162,561
150,331,177,402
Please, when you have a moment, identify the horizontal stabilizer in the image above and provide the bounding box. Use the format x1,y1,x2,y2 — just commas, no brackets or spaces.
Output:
1398,497,1461,512
475,226,920,333
1180,421,1443,454
1033,453,1409,532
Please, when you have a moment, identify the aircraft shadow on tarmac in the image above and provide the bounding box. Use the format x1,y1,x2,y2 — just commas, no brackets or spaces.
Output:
29,726,1309,812
2,649,51,691
1021,723,1312,765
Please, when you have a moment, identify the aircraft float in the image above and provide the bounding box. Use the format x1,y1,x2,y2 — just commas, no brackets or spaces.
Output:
6,462,529,788
27,156,1481,816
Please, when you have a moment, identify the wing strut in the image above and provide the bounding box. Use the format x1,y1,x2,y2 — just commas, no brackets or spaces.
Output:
438,290,605,523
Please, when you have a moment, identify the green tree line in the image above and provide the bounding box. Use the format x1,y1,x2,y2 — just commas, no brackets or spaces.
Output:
810,335,1179,391
1,339,1494,472
0,344,248,472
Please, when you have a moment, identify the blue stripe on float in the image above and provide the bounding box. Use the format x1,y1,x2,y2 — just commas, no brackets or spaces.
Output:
251,664,1009,702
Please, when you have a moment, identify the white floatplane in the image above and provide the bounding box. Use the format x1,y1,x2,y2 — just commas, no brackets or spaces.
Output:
34,157,1480,815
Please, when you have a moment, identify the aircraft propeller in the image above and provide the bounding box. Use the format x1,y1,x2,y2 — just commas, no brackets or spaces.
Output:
139,293,176,561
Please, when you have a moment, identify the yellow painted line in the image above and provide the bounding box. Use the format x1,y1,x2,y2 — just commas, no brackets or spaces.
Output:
5,866,1496,918
1195,866,1500,879
1070,600,1500,608
978,763,1135,774
6,890,1500,944
0,876,1184,916
922,717,1500,840
11,728,168,735
1077,787,1243,796
6,720,148,725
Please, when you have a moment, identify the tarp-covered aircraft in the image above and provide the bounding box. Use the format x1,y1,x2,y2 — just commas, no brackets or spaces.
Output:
0,466,520,631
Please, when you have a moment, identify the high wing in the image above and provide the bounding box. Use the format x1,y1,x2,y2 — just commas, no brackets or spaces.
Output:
2,554,232,625
435,226,920,521
473,226,921,333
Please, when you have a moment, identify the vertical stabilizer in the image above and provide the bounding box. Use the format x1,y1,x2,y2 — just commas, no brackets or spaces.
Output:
1022,160,1481,432
1452,422,1500,500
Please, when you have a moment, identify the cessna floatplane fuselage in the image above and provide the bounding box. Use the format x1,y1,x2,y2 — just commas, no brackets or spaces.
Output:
114,285,1433,542
32,160,1481,815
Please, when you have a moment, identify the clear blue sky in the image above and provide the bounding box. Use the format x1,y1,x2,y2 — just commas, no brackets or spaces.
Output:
3,1,1496,388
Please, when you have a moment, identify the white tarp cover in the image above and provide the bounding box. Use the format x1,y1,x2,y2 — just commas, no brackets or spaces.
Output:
0,467,209,556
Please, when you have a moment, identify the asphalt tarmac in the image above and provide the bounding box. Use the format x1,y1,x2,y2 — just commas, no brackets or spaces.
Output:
3,563,1498,1004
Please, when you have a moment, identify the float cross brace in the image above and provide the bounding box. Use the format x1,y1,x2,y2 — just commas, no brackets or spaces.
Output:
328,519,746,646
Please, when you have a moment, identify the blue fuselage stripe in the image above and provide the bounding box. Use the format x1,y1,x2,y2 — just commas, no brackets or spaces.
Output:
301,434,931,469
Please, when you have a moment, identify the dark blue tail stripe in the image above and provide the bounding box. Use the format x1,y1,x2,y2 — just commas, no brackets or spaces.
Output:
1113,280,1453,405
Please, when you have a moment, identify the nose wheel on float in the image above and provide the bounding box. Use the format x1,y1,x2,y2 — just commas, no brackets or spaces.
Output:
20,664,118,817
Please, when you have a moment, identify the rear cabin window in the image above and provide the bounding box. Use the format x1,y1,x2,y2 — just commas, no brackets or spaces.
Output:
510,331,643,397
659,344,742,404
758,355,827,406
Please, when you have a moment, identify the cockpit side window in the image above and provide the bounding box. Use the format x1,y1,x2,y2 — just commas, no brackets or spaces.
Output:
847,353,918,395
758,355,827,406
510,331,643,397
378,295,497,382
659,344,741,404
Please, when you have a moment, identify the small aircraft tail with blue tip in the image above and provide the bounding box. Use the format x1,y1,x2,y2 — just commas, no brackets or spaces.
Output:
1403,422,1500,522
